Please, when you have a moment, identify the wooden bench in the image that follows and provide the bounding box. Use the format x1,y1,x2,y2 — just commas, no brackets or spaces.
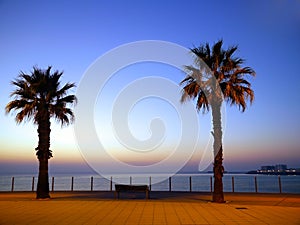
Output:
115,184,150,199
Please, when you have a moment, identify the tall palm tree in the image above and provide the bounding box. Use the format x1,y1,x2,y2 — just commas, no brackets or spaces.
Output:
6,66,77,199
180,40,255,203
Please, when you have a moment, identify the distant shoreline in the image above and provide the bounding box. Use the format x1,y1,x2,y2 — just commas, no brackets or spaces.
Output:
246,170,300,176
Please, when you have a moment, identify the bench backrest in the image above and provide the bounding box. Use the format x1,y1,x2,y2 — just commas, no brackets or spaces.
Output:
115,184,149,191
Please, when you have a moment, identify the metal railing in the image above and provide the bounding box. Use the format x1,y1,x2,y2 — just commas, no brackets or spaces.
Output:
3,175,299,194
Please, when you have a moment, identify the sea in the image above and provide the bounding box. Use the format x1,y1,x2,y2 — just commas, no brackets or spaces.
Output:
1,173,300,193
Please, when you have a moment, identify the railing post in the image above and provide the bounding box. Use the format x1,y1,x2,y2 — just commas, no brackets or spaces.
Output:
91,176,93,191
169,177,172,192
232,176,235,193
210,176,213,193
130,176,132,185
278,176,282,194
254,176,258,193
110,176,112,191
32,177,35,192
71,177,74,191
189,176,192,192
149,176,152,191
11,177,14,192
51,177,54,192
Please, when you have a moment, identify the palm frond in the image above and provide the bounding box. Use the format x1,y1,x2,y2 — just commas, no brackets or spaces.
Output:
56,82,76,97
196,91,209,113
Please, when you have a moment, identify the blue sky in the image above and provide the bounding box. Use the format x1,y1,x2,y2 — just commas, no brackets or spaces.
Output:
0,0,299,174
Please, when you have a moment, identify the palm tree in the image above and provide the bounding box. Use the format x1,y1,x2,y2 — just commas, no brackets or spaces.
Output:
6,66,77,199
180,40,255,203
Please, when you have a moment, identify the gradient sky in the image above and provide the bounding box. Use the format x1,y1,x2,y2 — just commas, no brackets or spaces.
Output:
0,0,299,174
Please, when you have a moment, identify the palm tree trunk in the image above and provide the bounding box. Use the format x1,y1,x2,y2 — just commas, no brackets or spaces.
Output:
36,113,51,199
211,102,225,203
37,158,50,199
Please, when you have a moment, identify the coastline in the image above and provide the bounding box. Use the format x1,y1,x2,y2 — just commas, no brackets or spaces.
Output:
246,171,300,175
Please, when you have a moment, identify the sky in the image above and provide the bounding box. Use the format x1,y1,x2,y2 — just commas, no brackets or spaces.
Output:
0,0,299,175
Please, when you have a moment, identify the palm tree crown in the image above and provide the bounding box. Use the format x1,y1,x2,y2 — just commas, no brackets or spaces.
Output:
180,40,255,112
6,66,76,126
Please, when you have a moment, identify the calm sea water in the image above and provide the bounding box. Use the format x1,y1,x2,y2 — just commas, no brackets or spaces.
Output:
1,173,300,193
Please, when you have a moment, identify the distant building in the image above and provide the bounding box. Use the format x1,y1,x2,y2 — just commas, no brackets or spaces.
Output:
247,164,300,175
258,164,288,173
